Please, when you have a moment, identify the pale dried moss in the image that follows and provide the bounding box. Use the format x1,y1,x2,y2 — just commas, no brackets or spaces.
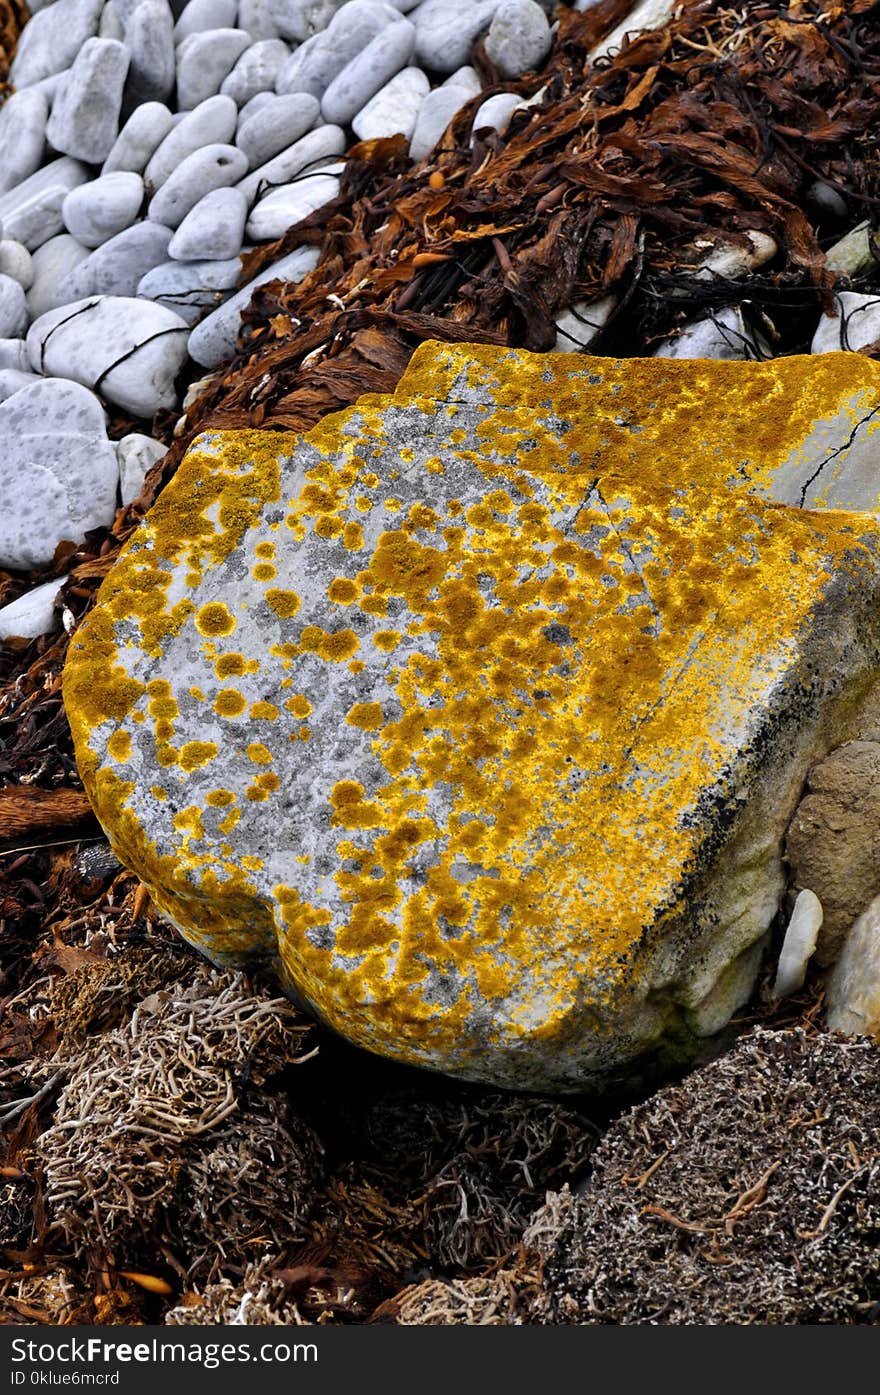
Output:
387,1263,544,1326
47,947,188,1046
165,1257,311,1326
34,967,322,1270
533,1028,880,1325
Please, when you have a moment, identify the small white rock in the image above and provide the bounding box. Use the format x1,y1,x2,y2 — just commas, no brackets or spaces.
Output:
187,245,318,367
220,38,290,105
772,889,823,998
351,66,430,142
116,432,166,504
442,65,482,98
825,222,879,279
0,576,70,641
175,28,252,110
275,1,405,99
0,241,35,291
811,292,880,355
484,0,551,78
553,294,617,352
148,144,249,230
99,3,126,38
0,276,29,339
26,233,91,319
236,92,321,168
46,38,131,164
0,368,44,403
123,0,176,107
654,305,769,360
589,0,675,61
168,187,248,260
59,222,174,299
103,102,176,175
144,95,239,191
0,90,49,197
238,0,280,40
237,91,279,130
173,0,237,40
413,0,501,74
267,0,347,42
10,0,104,88
471,91,522,138
246,170,341,240
137,257,242,325
690,231,778,280
236,123,346,204
321,17,415,125
827,894,880,1037
409,84,471,161
0,157,90,252
61,173,145,249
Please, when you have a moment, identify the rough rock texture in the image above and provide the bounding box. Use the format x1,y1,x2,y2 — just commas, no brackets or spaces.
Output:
64,346,880,1092
827,895,880,1037
534,1028,880,1325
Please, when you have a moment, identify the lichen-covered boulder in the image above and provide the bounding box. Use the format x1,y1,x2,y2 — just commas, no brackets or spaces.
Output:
64,344,880,1091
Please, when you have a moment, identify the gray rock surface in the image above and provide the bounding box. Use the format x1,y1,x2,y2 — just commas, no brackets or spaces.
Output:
0,276,29,339
220,39,290,105
0,339,31,372
238,0,280,39
148,144,249,229
46,39,131,164
173,0,237,40
484,0,552,78
274,0,402,99
168,187,248,260
9,0,104,88
144,96,239,191
236,123,345,204
123,0,176,108
187,244,318,365
0,377,118,570
0,90,49,197
26,233,91,319
137,256,243,325
409,84,472,160
235,93,321,168
27,295,190,417
246,169,340,240
812,293,880,355
471,91,522,138
351,65,429,141
0,159,90,253
61,173,145,249
321,17,415,125
59,221,173,298
413,0,501,73
116,431,167,504
0,369,43,403
0,241,35,291
0,576,69,640
175,28,252,109
103,102,176,174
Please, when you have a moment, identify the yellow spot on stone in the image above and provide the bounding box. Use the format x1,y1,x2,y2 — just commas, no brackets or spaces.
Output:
150,784,167,801
246,742,273,766
346,701,384,731
255,541,275,559
285,694,312,718
107,730,131,763
250,700,280,720
196,601,236,637
265,588,301,619
328,577,360,605
342,522,364,551
253,562,276,581
215,652,246,678
189,686,206,701
179,740,218,771
206,789,235,807
214,688,246,717
374,630,402,653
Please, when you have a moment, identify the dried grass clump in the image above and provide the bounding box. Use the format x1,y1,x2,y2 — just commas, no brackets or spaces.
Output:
534,1028,880,1325
165,1257,311,1326
34,967,321,1269
381,1262,544,1327
47,947,187,1046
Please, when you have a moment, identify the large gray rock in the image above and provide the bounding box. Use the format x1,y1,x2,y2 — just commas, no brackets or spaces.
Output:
63,346,880,1092
58,222,174,299
0,158,90,252
0,276,29,339
103,103,176,176
122,0,176,107
0,378,118,570
0,90,49,197
61,173,145,249
220,39,290,106
413,0,501,73
235,93,321,169
175,28,252,109
27,295,190,418
46,39,131,164
483,0,552,78
187,244,318,365
320,17,415,125
236,123,345,204
137,256,243,325
144,96,239,191
9,0,104,88
147,144,249,230
168,188,248,261
26,233,91,319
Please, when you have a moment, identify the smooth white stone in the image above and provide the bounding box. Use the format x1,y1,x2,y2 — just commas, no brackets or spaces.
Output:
59,222,173,299
187,245,318,367
0,339,31,372
589,0,674,61
168,187,248,260
236,92,321,166
236,123,345,203
690,231,778,280
0,369,44,404
173,0,237,39
0,576,70,640
408,84,471,160
654,305,769,360
413,0,501,73
0,90,49,197
321,17,415,125
442,64,482,97
772,889,823,999
61,172,144,249
148,144,249,229
137,257,242,325
46,39,130,163
25,71,67,106
0,277,28,339
553,294,617,351
351,65,429,141
267,0,347,42
812,292,880,355
9,0,104,87
471,91,522,138
827,895,880,1037
238,0,280,39
825,222,879,279
484,0,551,78
123,0,176,107
116,432,166,504
0,378,118,570
0,241,35,291
144,95,238,191
220,39,290,105
27,295,190,417
274,0,403,99
25,234,91,319
0,159,90,252
246,170,340,240
103,103,176,175
175,28,251,109
237,91,279,130
99,3,126,38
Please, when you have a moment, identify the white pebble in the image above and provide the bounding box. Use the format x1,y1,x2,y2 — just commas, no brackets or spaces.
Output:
26,233,91,319
247,169,341,240
116,432,166,505
103,102,176,174
0,157,89,252
0,339,31,372
238,0,280,39
175,28,252,109
168,188,249,260
62,173,144,249
236,92,321,167
220,39,290,105
0,576,70,641
553,295,617,352
137,257,242,325
173,0,237,39
275,1,404,100
123,0,176,107
413,0,501,74
471,91,522,138
772,889,823,999
144,95,238,191
0,90,49,197
59,222,174,299
654,305,768,360
352,66,430,141
321,17,415,125
10,0,104,88
484,0,551,79
0,276,29,339
0,241,35,291
148,144,249,229
409,84,471,161
236,123,346,204
188,245,318,367
812,292,880,355
0,369,44,404
46,38,130,164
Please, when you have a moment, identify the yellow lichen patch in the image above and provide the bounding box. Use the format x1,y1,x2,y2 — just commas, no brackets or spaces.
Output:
346,701,384,731
107,730,131,763
246,742,273,766
285,694,312,718
206,789,236,807
179,740,218,772
327,577,360,605
253,562,276,581
265,588,301,619
255,541,275,559
150,784,167,801
250,700,280,720
196,601,236,637
214,688,246,718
